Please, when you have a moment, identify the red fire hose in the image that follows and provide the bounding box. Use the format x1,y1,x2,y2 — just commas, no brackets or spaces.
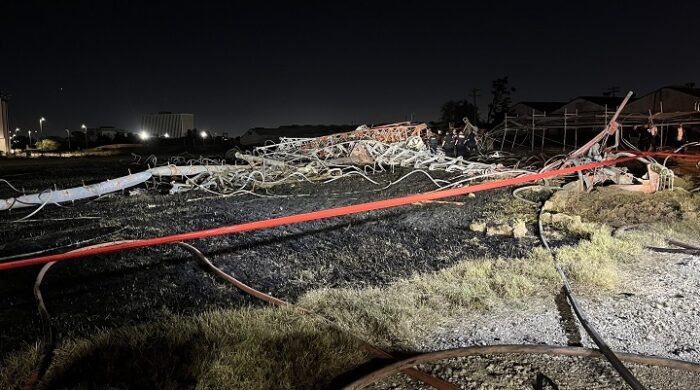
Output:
1,152,698,271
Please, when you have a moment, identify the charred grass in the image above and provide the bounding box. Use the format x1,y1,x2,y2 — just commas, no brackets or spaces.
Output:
1,224,658,389
3,188,699,389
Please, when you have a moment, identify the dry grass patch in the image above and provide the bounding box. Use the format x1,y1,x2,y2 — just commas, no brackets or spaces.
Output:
547,187,698,225
1,307,366,390
299,246,620,347
555,224,642,289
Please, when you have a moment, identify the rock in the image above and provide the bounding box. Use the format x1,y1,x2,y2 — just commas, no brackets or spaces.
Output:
512,220,527,238
571,215,582,226
486,224,513,236
469,221,487,233
540,212,552,224
550,213,572,225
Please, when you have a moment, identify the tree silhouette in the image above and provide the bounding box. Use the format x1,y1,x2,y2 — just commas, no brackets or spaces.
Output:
487,77,515,126
440,100,479,125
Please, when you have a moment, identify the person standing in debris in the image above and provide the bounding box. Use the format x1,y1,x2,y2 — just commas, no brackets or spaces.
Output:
455,130,468,158
649,125,658,151
638,125,652,151
442,130,455,157
466,130,478,157
427,129,439,153
675,125,686,148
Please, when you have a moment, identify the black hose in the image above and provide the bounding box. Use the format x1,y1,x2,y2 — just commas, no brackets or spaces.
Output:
538,206,647,390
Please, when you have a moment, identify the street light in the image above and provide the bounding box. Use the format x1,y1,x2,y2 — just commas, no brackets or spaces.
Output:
163,133,170,138
200,130,208,146
139,130,150,141
65,128,71,150
28,130,32,148
39,117,45,137
81,124,88,148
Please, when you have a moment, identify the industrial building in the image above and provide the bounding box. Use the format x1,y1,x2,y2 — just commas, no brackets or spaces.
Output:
140,112,194,138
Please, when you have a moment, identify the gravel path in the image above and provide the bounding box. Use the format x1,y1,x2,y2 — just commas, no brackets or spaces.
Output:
368,354,698,389
399,250,700,389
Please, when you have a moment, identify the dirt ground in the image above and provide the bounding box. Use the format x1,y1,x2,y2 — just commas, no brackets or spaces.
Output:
0,156,536,357
1,156,699,389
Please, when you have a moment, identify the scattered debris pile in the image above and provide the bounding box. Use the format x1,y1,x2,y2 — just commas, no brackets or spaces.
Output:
0,93,694,214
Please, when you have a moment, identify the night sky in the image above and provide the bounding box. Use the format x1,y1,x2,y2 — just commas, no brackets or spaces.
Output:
2,1,699,136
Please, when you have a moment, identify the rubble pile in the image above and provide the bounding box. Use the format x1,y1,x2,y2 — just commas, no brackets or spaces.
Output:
1,93,691,213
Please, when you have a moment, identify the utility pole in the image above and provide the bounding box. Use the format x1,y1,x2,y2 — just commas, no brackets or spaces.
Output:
604,86,620,97
81,124,88,148
39,117,45,138
469,88,480,123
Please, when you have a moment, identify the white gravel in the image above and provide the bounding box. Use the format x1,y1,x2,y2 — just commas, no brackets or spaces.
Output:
384,250,700,389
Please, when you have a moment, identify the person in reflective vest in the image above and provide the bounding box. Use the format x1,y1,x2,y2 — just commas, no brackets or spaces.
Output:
442,130,455,157
455,130,468,158
466,131,478,156
428,130,439,153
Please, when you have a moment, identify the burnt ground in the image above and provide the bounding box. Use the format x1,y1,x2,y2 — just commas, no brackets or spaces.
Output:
0,157,539,358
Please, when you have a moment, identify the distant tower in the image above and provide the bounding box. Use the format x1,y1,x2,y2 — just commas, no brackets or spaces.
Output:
0,92,10,155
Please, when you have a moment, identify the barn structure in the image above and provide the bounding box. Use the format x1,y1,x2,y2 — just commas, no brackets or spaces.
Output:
509,101,565,117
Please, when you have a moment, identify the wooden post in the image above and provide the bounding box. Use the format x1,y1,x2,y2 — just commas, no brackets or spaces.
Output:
563,108,568,151
500,114,508,151
541,113,546,152
531,109,535,152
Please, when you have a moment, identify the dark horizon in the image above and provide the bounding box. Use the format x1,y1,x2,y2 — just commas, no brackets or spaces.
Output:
2,0,699,136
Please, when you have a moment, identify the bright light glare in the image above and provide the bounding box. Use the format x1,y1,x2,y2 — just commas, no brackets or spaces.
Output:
164,133,170,138
139,131,150,140
200,131,207,138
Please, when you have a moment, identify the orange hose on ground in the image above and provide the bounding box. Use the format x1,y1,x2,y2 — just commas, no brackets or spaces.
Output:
1,152,698,271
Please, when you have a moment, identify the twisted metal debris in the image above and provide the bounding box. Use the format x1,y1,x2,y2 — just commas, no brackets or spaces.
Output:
0,98,682,213
0,122,530,212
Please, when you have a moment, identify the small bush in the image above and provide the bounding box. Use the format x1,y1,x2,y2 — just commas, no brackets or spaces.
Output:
35,139,61,151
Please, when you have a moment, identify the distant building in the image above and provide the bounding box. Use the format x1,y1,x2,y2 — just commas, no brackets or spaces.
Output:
510,101,566,117
624,86,700,114
552,96,626,115
0,97,9,155
80,126,125,143
97,126,122,141
141,112,195,138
